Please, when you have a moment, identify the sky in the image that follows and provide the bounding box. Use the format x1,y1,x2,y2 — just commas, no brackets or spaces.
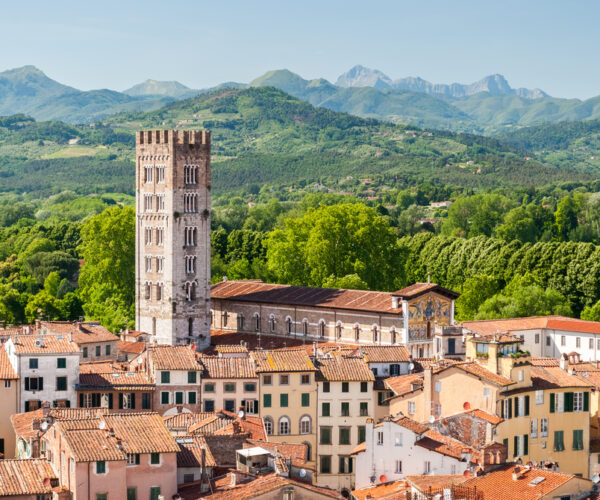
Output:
1,0,598,99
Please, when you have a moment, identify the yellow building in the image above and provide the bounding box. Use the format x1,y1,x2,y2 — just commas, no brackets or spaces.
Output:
251,349,317,467
0,346,19,458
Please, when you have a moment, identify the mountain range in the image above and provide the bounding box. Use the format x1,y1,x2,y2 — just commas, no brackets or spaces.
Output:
2,65,600,134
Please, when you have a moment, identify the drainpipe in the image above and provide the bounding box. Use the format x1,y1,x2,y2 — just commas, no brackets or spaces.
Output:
88,461,91,500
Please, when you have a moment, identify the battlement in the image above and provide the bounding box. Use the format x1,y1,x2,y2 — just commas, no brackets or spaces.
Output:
136,129,211,146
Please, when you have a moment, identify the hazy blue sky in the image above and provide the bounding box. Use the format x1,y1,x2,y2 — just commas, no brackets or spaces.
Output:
1,0,598,98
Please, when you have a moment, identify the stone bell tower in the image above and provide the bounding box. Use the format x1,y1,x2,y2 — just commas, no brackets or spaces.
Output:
135,130,211,347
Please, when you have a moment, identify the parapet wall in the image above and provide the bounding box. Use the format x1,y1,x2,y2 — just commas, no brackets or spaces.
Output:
136,130,211,146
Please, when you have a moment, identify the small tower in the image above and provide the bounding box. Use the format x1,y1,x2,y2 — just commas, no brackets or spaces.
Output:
135,130,211,347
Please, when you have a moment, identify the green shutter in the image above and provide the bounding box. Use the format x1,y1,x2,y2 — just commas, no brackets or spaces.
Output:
508,398,512,419
513,436,518,457
514,397,519,417
280,393,288,407
503,438,508,451
301,393,309,407
523,434,528,456
524,395,530,416
584,391,590,412
565,392,574,412
550,393,555,413
263,394,271,408
79,393,84,407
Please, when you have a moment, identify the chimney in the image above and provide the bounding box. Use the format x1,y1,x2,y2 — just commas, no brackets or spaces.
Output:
392,296,399,309
35,319,41,333
559,354,568,371
230,471,239,487
69,331,74,343
512,466,521,481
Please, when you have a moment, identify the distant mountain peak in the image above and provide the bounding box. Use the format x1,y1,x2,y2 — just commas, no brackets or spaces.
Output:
335,65,393,89
123,79,193,98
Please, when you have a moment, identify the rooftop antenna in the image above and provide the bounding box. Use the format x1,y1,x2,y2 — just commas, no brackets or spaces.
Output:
427,271,431,284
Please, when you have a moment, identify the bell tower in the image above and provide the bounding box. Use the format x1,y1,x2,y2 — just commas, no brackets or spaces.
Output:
135,130,211,347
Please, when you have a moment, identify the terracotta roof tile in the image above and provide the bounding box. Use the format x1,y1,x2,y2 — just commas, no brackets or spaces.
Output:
200,356,257,379
214,416,266,441
0,345,18,379
78,371,154,391
202,435,249,466
211,279,402,315
385,373,423,396
176,435,217,468
443,408,504,425
406,475,468,492
102,413,180,454
393,282,459,300
59,425,125,462
350,441,366,455
462,464,583,500
530,357,560,367
357,345,411,363
391,415,429,434
463,315,600,336
11,407,107,440
117,341,147,355
163,412,217,431
10,335,80,354
215,344,249,354
352,481,410,500
530,365,593,389
416,429,474,460
0,459,57,495
316,355,375,382
244,440,308,463
79,361,123,373
150,345,200,371
40,321,116,344
251,349,316,373
455,362,515,387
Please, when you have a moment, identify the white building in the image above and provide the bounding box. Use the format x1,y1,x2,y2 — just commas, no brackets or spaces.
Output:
353,416,473,490
463,316,600,362
5,335,80,412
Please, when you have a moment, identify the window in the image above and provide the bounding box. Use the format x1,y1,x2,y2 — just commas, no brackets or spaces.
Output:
57,358,66,369
224,383,235,393
184,193,198,213
187,371,197,384
424,461,431,474
319,321,325,337
561,335,566,346
150,487,161,500
262,375,272,385
150,453,160,465
155,282,163,301
156,165,165,183
142,393,151,409
160,392,169,405
408,401,416,414
184,165,198,185
25,377,43,391
320,427,332,445
56,377,67,391
300,416,311,434
95,345,101,357
204,383,215,392
279,417,290,435
574,392,584,412
576,337,581,348
264,417,273,435
360,402,368,416
395,460,402,473
156,194,165,212
225,400,235,412
323,381,330,393
161,371,170,384
83,347,88,358
341,402,350,416
96,461,106,474
255,314,261,331
546,336,551,346
390,364,401,376
301,374,310,385
185,255,196,274
339,427,351,445
187,392,197,405
279,374,289,385
434,403,442,417
336,323,342,339
322,402,330,417
342,382,349,393
483,387,490,397
244,383,256,392
531,418,538,438
175,392,183,405
354,325,360,341
358,426,366,444
280,394,288,407
372,325,378,342
320,455,331,474
29,358,38,369
536,390,544,404
286,318,292,334
184,226,197,247
435,381,442,393
361,381,368,392
263,394,272,408
377,431,384,445
97,495,108,500
270,316,275,332
145,255,153,272
145,227,153,246
395,432,403,446
127,453,140,466
156,227,164,246
339,456,353,474
301,393,310,407
573,429,584,450
127,487,137,500
144,165,154,183
204,400,214,412
541,418,548,437
535,333,540,344
245,399,258,414
4,381,9,388
554,430,565,452
185,281,196,301
144,194,153,212
237,314,244,330
302,320,308,336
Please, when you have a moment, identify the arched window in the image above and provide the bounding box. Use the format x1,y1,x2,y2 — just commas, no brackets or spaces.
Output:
210,310,214,326
372,325,379,343
302,320,308,336
319,320,326,338
185,281,196,301
188,318,194,337
254,313,260,332
336,322,343,339
222,311,228,327
299,415,311,434
286,317,292,335
145,281,152,300
237,314,244,331
156,282,163,301
354,324,360,341
279,416,290,435
270,315,276,333
264,417,273,436
390,327,396,345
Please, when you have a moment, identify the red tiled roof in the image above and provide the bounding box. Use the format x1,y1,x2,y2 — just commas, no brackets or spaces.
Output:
0,345,17,379
443,408,504,425
0,459,57,495
463,315,600,336
78,371,154,391
59,425,125,462
385,373,423,397
215,344,249,353
176,435,217,468
10,335,80,354
200,356,257,379
102,413,180,454
390,415,430,434
350,441,366,455
244,440,308,463
163,412,216,431
530,365,593,389
455,363,515,387
530,357,560,367
406,475,468,492
316,355,375,382
462,464,584,500
150,345,200,371
416,429,473,460
393,282,459,300
117,341,147,354
250,349,316,372
358,345,411,363
211,279,402,315
352,480,410,500
40,321,116,344
11,408,107,440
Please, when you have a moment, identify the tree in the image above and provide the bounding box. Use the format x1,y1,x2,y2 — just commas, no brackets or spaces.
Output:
496,207,538,243
265,203,406,290
455,274,501,321
555,195,580,241
442,194,513,238
322,274,369,290
581,301,600,322
78,206,135,331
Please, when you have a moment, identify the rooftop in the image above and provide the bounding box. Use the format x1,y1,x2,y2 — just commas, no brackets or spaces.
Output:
250,349,316,373
40,320,116,344
529,365,593,390
211,279,403,315
150,345,200,371
78,371,154,391
9,335,80,354
0,459,57,496
0,345,18,379
356,345,411,363
102,412,180,454
176,435,217,468
352,480,409,500
406,474,469,493
11,407,107,441
315,355,375,382
463,315,600,336
393,282,459,300
200,356,257,379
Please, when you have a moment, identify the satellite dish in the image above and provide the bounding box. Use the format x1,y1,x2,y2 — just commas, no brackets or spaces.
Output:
238,410,245,419
379,474,387,483
408,363,415,371
593,474,600,484
43,477,51,487
463,469,471,477
41,421,48,431
370,476,376,484
463,402,471,410
299,469,307,478
137,357,143,364
429,415,435,424
98,421,106,430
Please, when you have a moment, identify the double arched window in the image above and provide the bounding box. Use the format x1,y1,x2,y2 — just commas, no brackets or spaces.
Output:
300,415,312,434
264,416,274,435
318,320,326,338
279,416,290,435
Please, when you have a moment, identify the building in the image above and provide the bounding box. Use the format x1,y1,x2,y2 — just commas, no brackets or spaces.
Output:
251,349,318,466
463,315,600,362
147,345,202,415
5,335,80,412
211,280,459,357
175,434,216,487
0,345,19,458
43,412,180,500
199,354,258,414
352,416,475,490
314,353,375,494
0,459,63,499
135,130,211,347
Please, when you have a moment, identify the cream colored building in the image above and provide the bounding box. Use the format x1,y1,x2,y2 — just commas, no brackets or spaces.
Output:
314,354,375,495
251,349,317,467
0,347,18,458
